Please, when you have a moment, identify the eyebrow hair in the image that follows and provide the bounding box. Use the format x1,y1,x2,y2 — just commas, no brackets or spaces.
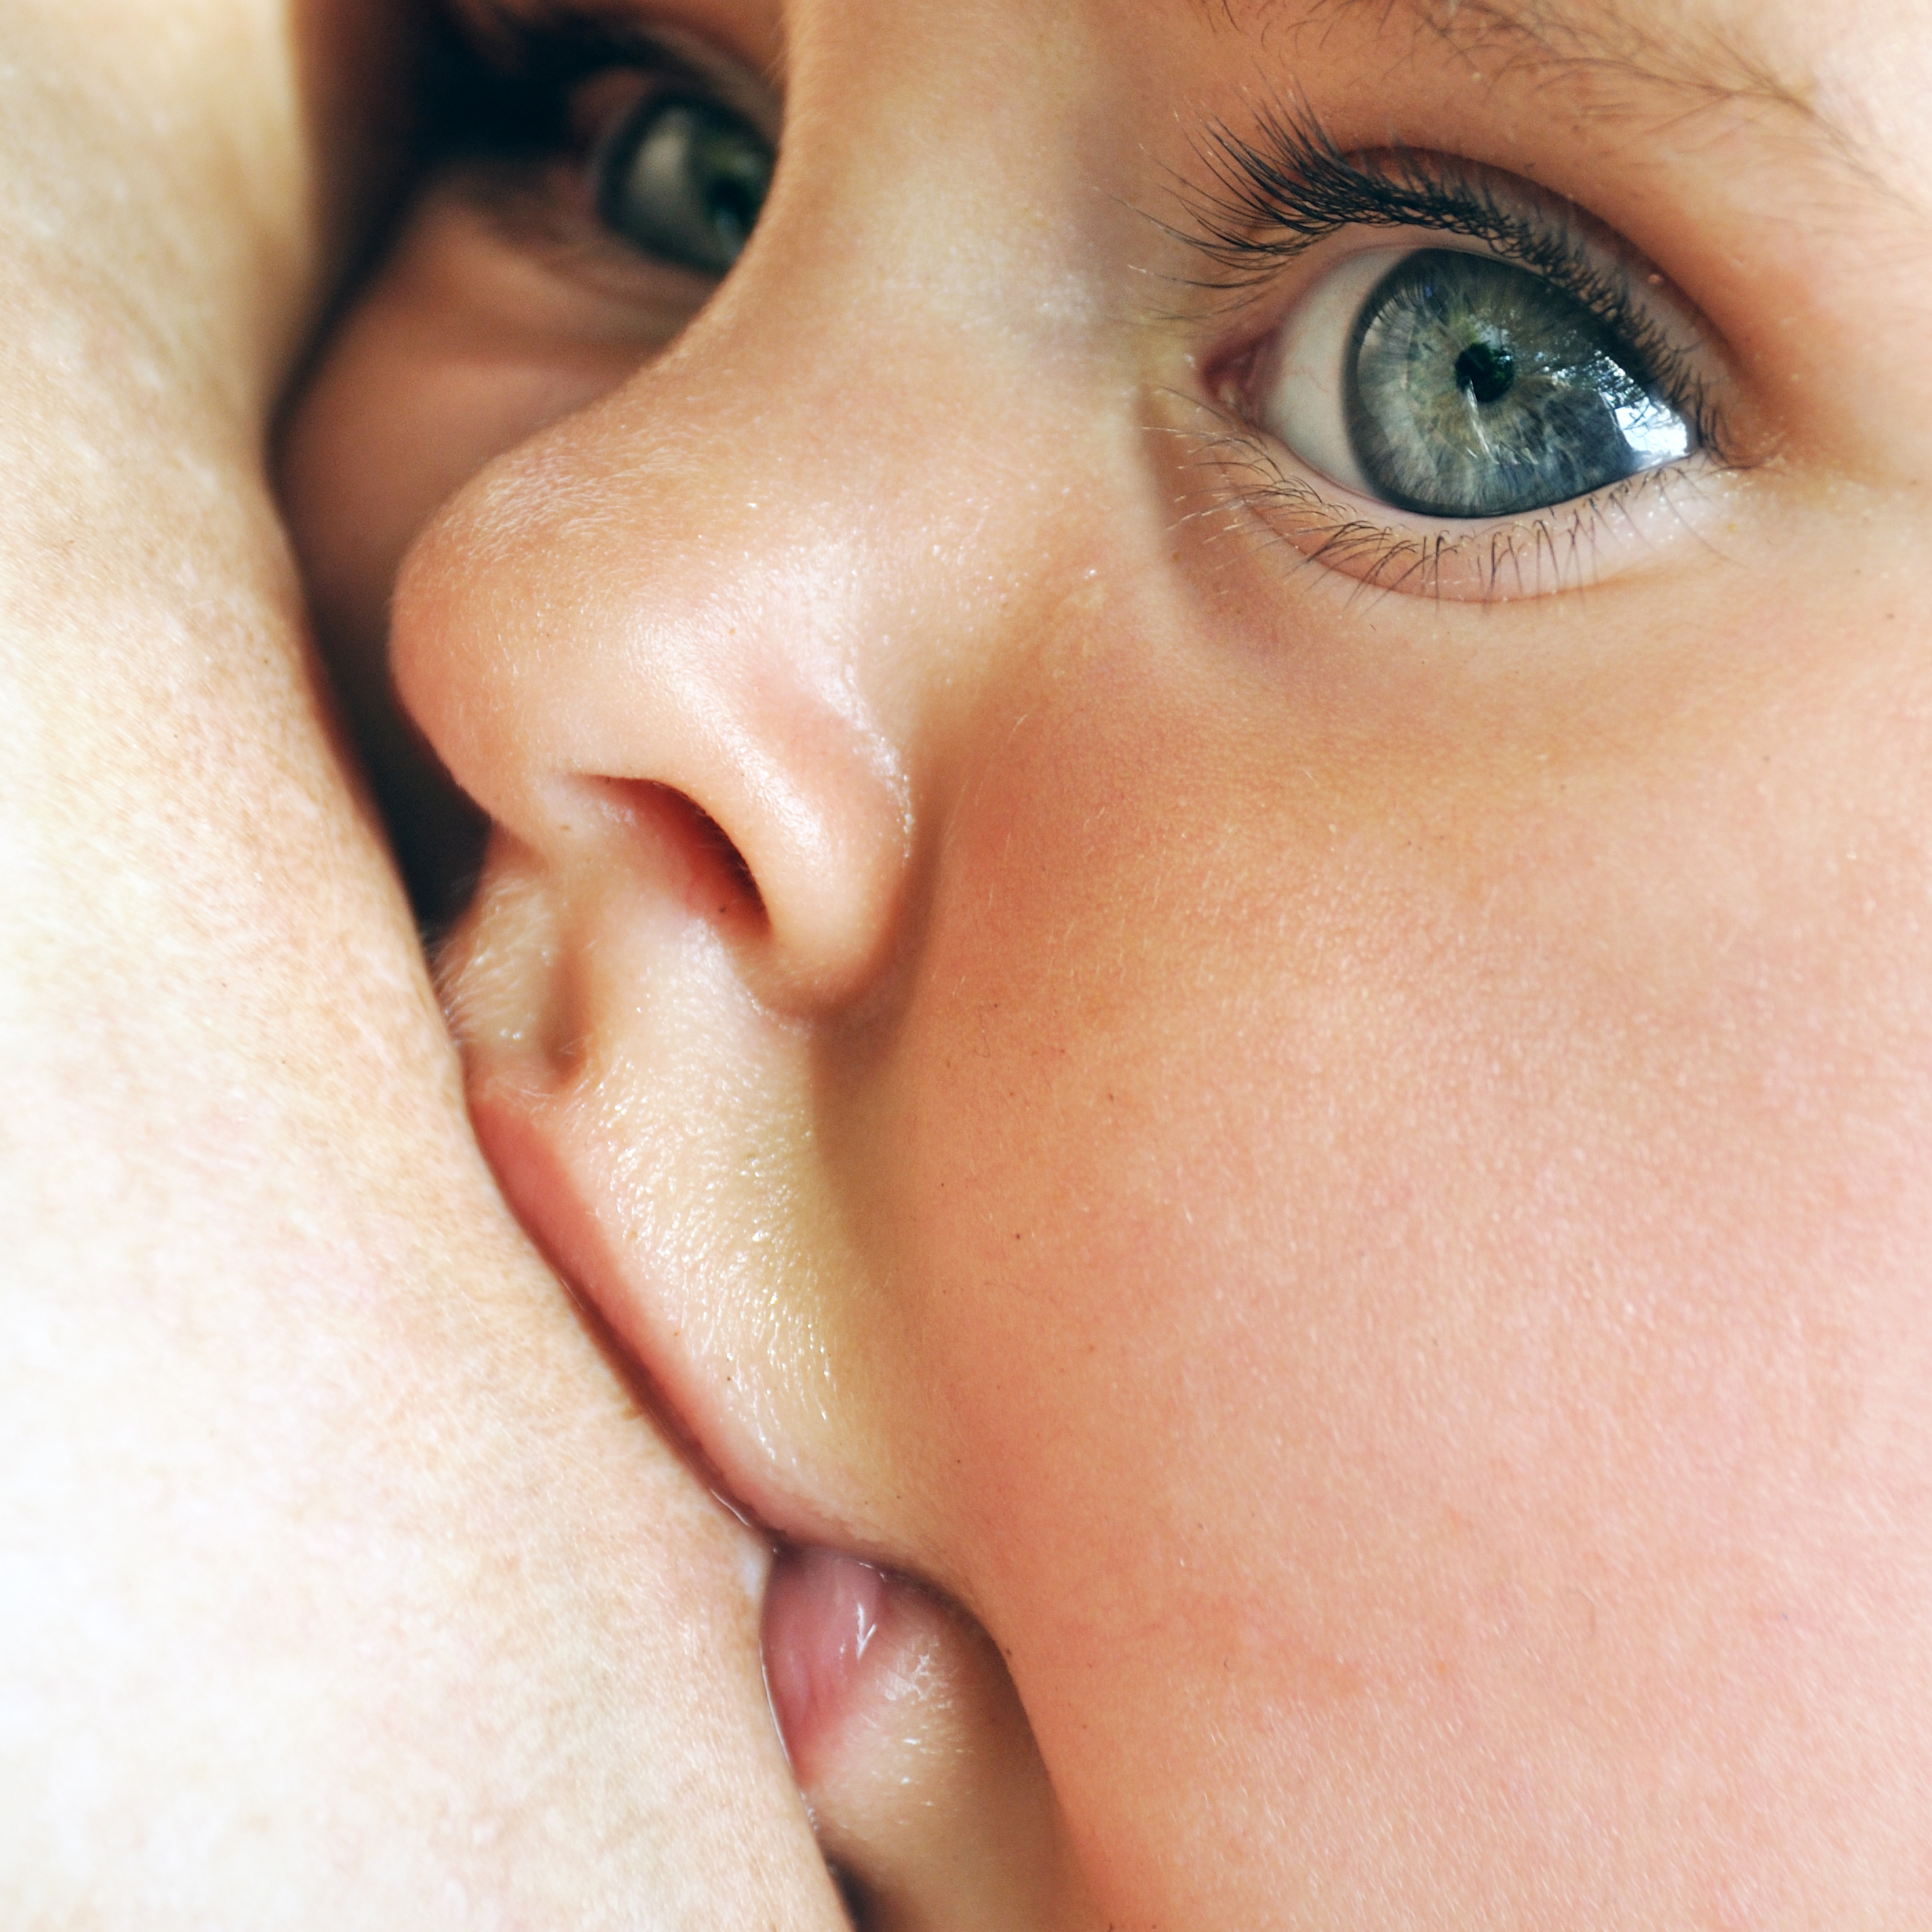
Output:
1216,0,1874,185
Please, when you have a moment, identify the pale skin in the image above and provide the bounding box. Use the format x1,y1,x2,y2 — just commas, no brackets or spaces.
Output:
0,1,846,1923
24,0,1932,1924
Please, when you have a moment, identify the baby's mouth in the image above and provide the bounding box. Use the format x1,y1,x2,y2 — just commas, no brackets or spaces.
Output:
459,1053,1100,1931
437,827,1111,1929
762,1544,1095,1932
764,1545,895,1777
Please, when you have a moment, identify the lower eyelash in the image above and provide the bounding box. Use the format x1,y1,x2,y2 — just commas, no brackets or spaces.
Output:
1173,407,1731,604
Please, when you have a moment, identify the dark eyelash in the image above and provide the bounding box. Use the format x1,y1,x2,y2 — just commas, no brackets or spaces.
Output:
1181,414,1714,604
1177,101,1724,455
421,3,695,161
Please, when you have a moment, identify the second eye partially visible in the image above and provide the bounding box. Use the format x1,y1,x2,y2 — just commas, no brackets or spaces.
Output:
595,93,773,275
422,5,779,286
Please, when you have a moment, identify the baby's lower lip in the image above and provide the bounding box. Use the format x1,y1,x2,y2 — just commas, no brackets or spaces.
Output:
461,1070,779,1531
465,1068,929,1781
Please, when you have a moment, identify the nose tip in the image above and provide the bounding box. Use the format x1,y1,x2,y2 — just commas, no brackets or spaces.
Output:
389,405,915,1011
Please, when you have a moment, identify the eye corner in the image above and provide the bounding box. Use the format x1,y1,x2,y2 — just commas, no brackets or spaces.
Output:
1203,330,1270,418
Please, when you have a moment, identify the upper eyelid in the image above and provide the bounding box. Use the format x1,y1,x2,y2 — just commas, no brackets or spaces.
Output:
1162,105,1726,452
448,1,699,75
426,3,779,156
1174,102,1623,291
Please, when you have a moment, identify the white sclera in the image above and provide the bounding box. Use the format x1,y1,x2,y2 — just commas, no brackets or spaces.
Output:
1254,245,1418,497
1260,240,1539,501
1254,237,1693,513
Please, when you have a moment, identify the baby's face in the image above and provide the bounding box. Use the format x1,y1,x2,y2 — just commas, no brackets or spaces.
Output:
282,0,1932,1920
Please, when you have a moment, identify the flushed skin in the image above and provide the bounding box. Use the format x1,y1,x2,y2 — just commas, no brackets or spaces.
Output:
292,0,1932,1921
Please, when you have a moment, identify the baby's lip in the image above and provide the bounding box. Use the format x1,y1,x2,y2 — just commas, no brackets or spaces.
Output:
459,1058,889,1568
763,1545,894,1773
465,1055,1091,1929
463,1068,806,1541
463,1068,942,1800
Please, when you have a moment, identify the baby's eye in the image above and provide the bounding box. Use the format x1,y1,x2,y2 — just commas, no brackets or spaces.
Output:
1254,243,1694,520
594,94,773,276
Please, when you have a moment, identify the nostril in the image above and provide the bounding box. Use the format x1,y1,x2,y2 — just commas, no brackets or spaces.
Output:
596,778,767,927
690,796,762,912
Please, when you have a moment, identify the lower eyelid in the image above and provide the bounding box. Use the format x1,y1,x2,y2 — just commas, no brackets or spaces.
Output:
1199,418,1737,604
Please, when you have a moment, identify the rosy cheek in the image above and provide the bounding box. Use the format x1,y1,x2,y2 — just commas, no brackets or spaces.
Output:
879,661,1340,1874
876,570,1932,1912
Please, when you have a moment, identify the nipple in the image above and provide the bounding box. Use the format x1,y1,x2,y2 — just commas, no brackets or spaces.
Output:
760,1547,1108,1931
762,1545,893,1780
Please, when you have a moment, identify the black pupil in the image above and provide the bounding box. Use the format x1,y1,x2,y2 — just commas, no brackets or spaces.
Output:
708,173,758,244
690,119,764,246
1454,339,1516,406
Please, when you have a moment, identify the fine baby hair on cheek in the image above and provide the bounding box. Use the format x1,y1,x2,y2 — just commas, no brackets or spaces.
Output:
302,0,1932,1924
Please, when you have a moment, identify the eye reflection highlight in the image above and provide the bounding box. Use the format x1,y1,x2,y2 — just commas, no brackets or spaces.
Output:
1261,245,1693,520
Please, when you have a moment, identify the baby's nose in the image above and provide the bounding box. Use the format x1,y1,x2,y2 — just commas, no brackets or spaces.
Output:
389,399,917,1014
385,0,1107,1020
763,1547,1106,1931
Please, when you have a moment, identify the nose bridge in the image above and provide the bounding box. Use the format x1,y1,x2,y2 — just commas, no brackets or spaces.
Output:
395,9,1116,1005
623,0,1107,600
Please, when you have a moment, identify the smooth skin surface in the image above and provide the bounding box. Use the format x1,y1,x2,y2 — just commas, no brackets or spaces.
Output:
0,1,849,1921
284,0,1932,1922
